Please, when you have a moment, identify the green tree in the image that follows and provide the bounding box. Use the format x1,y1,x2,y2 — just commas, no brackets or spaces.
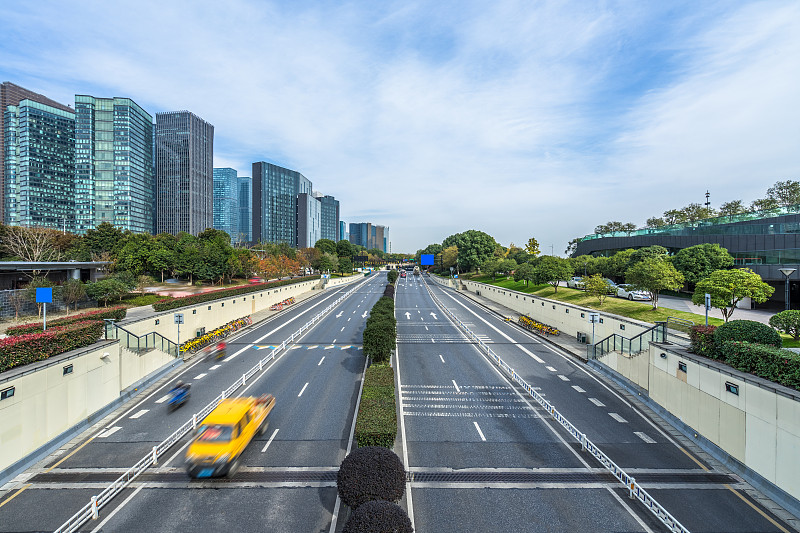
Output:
663,209,688,225
565,238,580,257
86,278,129,307
750,198,779,212
315,238,337,255
765,179,800,207
719,200,745,220
524,237,540,256
692,268,775,322
416,243,443,266
681,202,715,222
115,233,156,277
480,258,500,280
769,310,800,341
646,217,666,228
338,256,353,274
68,221,125,261
59,278,86,313
627,245,669,271
583,274,614,306
442,230,499,272
318,252,339,273
532,256,573,293
441,246,459,272
672,243,734,286
336,239,354,258
626,257,684,309
513,262,535,287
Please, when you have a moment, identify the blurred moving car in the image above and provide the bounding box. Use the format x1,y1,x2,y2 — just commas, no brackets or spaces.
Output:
400,271,407,278
185,395,275,479
566,276,585,289
616,284,651,301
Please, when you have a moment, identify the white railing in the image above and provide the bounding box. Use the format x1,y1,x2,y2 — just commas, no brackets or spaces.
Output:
422,279,690,533
54,277,372,533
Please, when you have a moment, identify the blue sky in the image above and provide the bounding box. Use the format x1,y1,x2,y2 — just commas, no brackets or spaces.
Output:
1,0,798,254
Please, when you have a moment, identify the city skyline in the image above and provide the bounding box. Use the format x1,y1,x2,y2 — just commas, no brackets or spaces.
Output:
0,1,798,253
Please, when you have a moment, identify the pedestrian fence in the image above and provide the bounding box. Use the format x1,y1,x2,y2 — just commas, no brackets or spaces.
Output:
54,276,372,533
421,278,690,533
104,321,179,358
589,322,667,360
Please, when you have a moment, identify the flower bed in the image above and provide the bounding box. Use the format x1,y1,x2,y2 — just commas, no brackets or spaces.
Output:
5,307,127,336
151,276,320,311
0,321,104,373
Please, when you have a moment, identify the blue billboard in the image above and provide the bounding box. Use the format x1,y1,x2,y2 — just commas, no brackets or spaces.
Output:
420,254,434,266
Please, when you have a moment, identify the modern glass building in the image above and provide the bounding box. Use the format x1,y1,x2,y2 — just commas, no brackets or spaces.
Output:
74,95,154,234
297,192,322,248
213,167,238,240
237,175,252,244
339,220,348,243
574,205,800,307
0,82,73,223
349,222,388,252
154,111,214,236
251,161,312,245
318,194,340,242
4,100,75,230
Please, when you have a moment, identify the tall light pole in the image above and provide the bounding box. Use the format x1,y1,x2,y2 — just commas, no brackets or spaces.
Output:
779,268,796,310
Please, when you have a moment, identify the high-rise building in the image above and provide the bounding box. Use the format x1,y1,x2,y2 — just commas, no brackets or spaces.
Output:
237,176,252,244
251,161,311,245
1,82,74,223
297,192,321,248
154,111,214,236
4,100,75,230
74,95,154,234
339,221,348,243
318,194,340,242
213,167,238,240
349,222,389,252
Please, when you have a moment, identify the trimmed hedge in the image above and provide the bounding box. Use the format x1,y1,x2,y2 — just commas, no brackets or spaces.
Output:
363,297,396,364
387,270,399,284
354,366,397,448
337,446,406,509
714,320,781,359
720,341,800,391
5,306,127,336
0,321,104,372
342,500,413,533
689,325,717,358
151,276,321,311
383,284,395,299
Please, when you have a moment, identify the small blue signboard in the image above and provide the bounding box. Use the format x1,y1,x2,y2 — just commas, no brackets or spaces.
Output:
36,287,53,303
420,254,434,266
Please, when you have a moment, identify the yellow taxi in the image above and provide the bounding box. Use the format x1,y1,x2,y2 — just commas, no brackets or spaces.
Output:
185,394,275,479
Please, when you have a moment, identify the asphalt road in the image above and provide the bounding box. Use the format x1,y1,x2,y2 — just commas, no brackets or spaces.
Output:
0,273,385,533
394,273,795,533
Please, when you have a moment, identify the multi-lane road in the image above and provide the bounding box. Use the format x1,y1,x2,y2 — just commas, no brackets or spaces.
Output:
0,271,796,532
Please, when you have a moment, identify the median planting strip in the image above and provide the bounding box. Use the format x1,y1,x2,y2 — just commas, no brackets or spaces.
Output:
422,278,691,533
53,275,370,533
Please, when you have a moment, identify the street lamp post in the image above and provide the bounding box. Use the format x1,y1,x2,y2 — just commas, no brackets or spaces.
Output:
779,268,796,311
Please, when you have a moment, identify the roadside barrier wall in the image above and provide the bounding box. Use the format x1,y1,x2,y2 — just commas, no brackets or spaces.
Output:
594,343,800,509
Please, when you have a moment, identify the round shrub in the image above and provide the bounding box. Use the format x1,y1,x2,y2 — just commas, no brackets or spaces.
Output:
337,446,406,509
342,500,413,533
714,320,781,359
689,325,717,358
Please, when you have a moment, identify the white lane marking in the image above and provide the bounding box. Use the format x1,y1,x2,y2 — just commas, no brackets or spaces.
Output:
439,355,445,363
545,366,557,372
609,413,628,423
325,345,335,350
348,318,351,321
589,398,605,407
155,395,170,404
193,373,207,380
209,364,221,370
341,327,345,332
473,421,487,441
332,339,336,343
635,431,656,444
318,356,325,366
97,426,122,438
452,380,460,393
572,386,586,393
353,310,356,314
431,338,435,343
557,375,570,382
291,345,303,350
89,483,146,533
298,382,309,397
425,326,429,331
605,486,656,533
129,409,149,419
261,428,279,452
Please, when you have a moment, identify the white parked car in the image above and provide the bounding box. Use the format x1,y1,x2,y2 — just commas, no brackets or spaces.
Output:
616,284,651,301
567,276,585,289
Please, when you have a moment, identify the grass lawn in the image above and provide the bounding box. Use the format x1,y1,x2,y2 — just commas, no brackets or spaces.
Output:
470,275,726,327
121,293,174,307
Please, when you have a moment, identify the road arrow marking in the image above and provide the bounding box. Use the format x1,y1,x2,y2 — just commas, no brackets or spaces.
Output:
430,312,438,320
362,311,368,318
336,311,343,318
405,312,411,319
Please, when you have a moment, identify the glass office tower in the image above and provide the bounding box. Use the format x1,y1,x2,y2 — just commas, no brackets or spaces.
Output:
74,95,154,234
155,111,214,236
318,194,340,242
4,100,75,230
213,167,238,240
237,175,252,243
252,161,311,245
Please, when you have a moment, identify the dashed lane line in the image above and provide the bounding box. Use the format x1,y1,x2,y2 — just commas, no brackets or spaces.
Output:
298,382,309,397
193,373,207,380
589,398,605,407
473,421,487,441
572,386,586,393
439,355,445,363
261,429,279,453
635,431,656,444
318,356,325,366
609,413,628,423
557,375,570,381
129,410,149,419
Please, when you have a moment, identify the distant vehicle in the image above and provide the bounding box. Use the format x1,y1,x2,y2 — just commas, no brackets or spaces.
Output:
185,395,275,479
413,266,420,276
566,277,585,289
248,277,264,284
602,278,619,294
616,284,651,301
400,271,407,278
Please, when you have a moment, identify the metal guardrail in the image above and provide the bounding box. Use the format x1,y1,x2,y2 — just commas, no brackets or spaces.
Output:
589,322,667,360
422,279,690,533
54,277,371,533
105,321,179,358
666,317,694,347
